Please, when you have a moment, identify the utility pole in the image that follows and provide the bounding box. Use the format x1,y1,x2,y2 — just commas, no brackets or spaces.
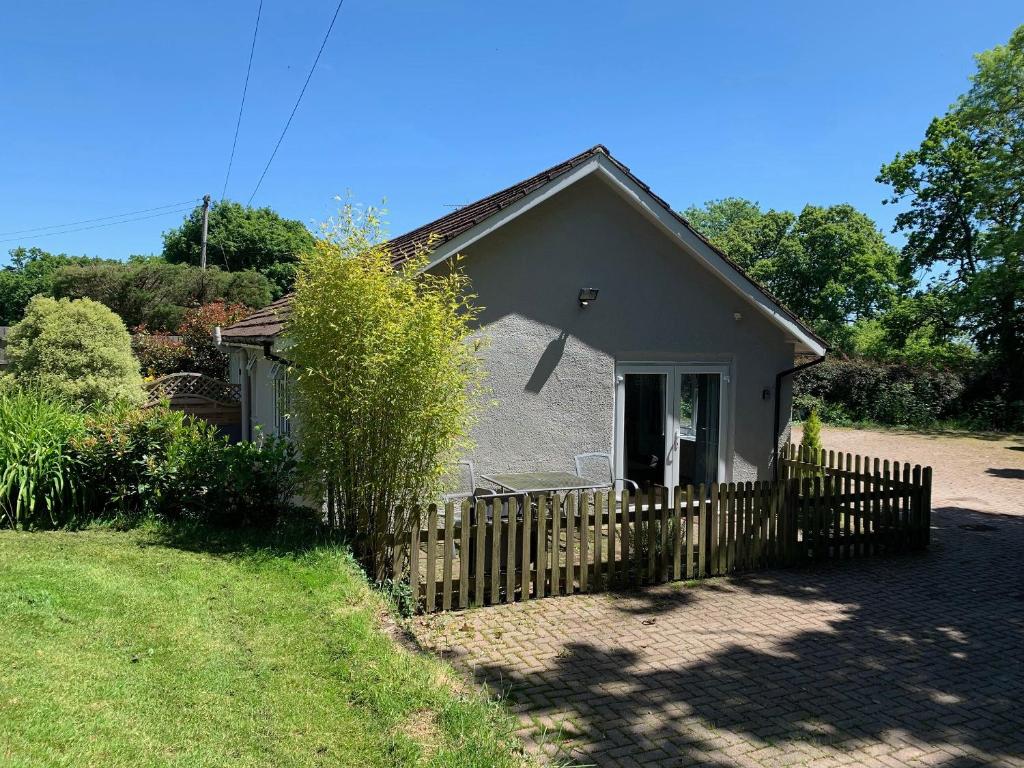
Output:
199,194,211,270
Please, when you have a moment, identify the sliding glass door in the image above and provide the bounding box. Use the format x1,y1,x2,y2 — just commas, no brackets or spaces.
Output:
616,364,728,492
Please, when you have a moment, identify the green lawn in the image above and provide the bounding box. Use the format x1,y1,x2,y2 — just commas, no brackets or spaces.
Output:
0,527,524,767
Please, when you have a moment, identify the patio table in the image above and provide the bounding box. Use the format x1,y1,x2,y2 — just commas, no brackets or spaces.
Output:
478,470,604,494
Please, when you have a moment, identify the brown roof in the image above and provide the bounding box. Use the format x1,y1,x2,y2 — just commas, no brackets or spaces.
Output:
221,145,826,350
219,294,292,344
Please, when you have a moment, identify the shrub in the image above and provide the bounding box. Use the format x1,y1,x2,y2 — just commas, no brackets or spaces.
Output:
6,296,145,408
0,392,85,528
288,205,485,570
70,405,208,524
0,392,300,531
794,356,965,427
800,409,823,461
177,301,250,378
132,331,191,377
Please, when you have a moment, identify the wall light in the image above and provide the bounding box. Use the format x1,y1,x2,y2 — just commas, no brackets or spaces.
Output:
578,288,599,307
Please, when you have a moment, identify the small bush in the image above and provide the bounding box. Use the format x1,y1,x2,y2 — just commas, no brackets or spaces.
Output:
132,331,191,377
801,409,823,461
6,296,145,408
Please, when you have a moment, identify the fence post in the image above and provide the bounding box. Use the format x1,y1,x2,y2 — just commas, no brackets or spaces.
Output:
606,490,616,587
566,492,578,595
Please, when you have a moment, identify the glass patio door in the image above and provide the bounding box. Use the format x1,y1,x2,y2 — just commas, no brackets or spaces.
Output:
616,364,728,493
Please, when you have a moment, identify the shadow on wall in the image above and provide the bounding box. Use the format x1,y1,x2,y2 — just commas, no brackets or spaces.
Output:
429,504,1024,766
524,330,569,394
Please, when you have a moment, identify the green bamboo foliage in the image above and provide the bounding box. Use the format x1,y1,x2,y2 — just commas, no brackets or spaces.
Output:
287,205,486,569
0,392,84,528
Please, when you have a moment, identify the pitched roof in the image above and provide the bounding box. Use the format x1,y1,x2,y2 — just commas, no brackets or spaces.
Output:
219,294,292,345
221,145,826,353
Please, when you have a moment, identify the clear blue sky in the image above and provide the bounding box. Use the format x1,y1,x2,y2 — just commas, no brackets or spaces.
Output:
1,1,1020,266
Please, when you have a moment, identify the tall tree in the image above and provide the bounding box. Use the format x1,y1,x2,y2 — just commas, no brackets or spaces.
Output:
683,200,906,348
162,201,315,296
878,24,1024,424
0,247,104,325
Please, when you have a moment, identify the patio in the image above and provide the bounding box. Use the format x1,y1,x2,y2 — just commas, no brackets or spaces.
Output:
411,428,1024,767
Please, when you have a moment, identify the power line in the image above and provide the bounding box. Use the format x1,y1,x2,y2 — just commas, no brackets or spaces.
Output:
221,0,264,201
0,199,202,238
247,0,346,206
0,205,197,245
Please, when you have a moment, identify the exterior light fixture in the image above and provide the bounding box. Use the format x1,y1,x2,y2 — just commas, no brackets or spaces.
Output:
578,288,599,307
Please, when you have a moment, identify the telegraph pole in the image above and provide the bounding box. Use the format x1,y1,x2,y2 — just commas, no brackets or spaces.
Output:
199,194,211,269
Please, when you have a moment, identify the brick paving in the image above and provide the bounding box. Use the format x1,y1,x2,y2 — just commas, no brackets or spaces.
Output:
413,428,1024,767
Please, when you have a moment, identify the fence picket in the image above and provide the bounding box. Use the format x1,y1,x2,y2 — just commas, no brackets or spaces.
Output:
621,490,631,585
471,502,485,607
580,492,590,592
506,496,518,603
490,498,501,604
459,499,471,608
536,495,547,599
520,499,532,602
591,491,601,591
409,506,421,610
690,485,700,579
673,487,683,580
443,501,454,611
607,490,616,587
551,494,562,596
426,504,438,612
646,486,657,584
565,493,576,594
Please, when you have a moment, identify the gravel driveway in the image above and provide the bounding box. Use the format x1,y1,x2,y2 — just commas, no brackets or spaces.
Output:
413,427,1024,767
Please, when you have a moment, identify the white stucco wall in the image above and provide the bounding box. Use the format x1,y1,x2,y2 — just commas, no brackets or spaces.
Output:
445,173,798,483
226,171,802,482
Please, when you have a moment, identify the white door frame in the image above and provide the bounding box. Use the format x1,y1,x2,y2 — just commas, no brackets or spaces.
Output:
614,362,732,491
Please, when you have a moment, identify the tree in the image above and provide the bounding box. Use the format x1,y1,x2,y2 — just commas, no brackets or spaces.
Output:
287,206,485,572
51,259,272,331
177,301,250,378
683,200,907,348
5,296,144,408
0,247,104,325
162,201,315,296
878,24,1024,427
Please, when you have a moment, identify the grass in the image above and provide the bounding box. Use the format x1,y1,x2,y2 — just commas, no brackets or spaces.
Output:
0,525,526,768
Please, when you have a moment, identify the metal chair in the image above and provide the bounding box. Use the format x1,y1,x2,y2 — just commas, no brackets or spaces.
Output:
442,460,497,504
574,452,639,492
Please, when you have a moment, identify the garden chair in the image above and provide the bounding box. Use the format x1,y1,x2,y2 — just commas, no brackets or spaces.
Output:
574,452,638,492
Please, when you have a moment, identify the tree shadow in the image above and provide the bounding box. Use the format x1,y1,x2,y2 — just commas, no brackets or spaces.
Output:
141,515,346,559
431,504,1024,765
986,467,1024,479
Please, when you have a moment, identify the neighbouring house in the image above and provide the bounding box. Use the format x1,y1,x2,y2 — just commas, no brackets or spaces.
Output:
220,146,827,488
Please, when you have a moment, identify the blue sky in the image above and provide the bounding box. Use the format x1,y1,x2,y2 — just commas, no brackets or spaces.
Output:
1,1,1020,266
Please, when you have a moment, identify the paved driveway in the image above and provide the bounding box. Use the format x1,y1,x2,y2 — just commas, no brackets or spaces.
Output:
412,428,1024,767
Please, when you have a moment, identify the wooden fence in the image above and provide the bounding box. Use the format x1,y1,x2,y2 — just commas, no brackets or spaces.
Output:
389,444,932,613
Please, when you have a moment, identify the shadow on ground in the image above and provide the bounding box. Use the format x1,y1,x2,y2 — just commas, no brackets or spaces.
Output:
429,504,1024,766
